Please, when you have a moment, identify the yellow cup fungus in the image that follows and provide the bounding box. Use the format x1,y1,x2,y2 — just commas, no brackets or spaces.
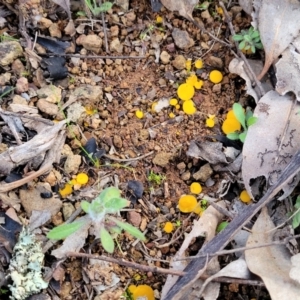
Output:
206,114,215,128
186,60,192,71
222,118,241,134
76,173,89,185
127,285,155,300
240,190,251,203
156,15,163,24
169,98,178,106
178,195,198,213
190,182,202,194
194,80,204,89
169,112,175,118
209,70,223,84
59,183,73,198
182,100,196,115
177,83,195,101
195,59,203,69
163,222,174,233
135,110,144,119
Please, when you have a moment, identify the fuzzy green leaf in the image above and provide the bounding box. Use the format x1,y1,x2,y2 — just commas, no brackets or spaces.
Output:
232,34,243,41
47,221,84,240
233,103,246,129
104,197,128,213
100,227,115,253
239,131,247,143
99,187,121,203
227,132,240,140
110,217,146,241
99,1,113,12
247,116,258,127
81,201,90,213
239,40,246,50
109,226,122,234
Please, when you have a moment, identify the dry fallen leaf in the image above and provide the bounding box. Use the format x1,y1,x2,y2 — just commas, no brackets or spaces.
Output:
160,0,198,21
256,0,300,79
275,44,300,100
51,215,92,259
245,207,300,300
51,0,71,18
242,90,300,199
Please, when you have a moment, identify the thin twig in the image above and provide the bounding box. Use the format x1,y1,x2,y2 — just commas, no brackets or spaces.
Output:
175,234,300,260
219,1,265,99
67,251,186,276
39,53,145,59
191,19,231,48
103,151,154,162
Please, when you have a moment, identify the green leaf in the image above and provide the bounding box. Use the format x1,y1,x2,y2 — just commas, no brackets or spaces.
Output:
104,197,128,213
227,132,240,140
99,187,121,203
110,217,146,241
247,116,258,127
81,201,90,213
47,221,84,240
294,196,300,209
100,227,115,253
109,226,122,234
233,103,246,129
239,40,246,50
217,221,229,232
292,212,300,229
99,1,113,12
232,34,243,41
239,131,247,143
251,45,256,54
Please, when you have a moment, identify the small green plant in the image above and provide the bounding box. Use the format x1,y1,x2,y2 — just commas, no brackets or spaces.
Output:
147,170,166,185
292,196,300,229
227,103,257,143
216,221,229,232
85,0,113,16
0,34,18,42
47,187,145,253
232,26,263,54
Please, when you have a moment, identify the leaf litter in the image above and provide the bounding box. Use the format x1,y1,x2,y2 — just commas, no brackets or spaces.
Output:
2,0,300,299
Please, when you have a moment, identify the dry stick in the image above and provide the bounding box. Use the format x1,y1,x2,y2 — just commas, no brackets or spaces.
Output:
190,19,231,48
164,150,300,299
103,151,154,162
175,234,300,261
67,251,185,276
0,110,54,126
219,1,265,99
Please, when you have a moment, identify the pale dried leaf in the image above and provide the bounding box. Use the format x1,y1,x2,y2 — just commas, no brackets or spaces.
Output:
199,258,251,296
51,216,92,258
160,0,198,21
275,45,300,100
289,253,300,284
229,58,259,102
161,201,228,299
238,0,253,15
64,19,76,36
187,141,228,164
242,91,300,199
245,207,300,300
257,0,300,79
51,0,71,18
29,210,51,231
